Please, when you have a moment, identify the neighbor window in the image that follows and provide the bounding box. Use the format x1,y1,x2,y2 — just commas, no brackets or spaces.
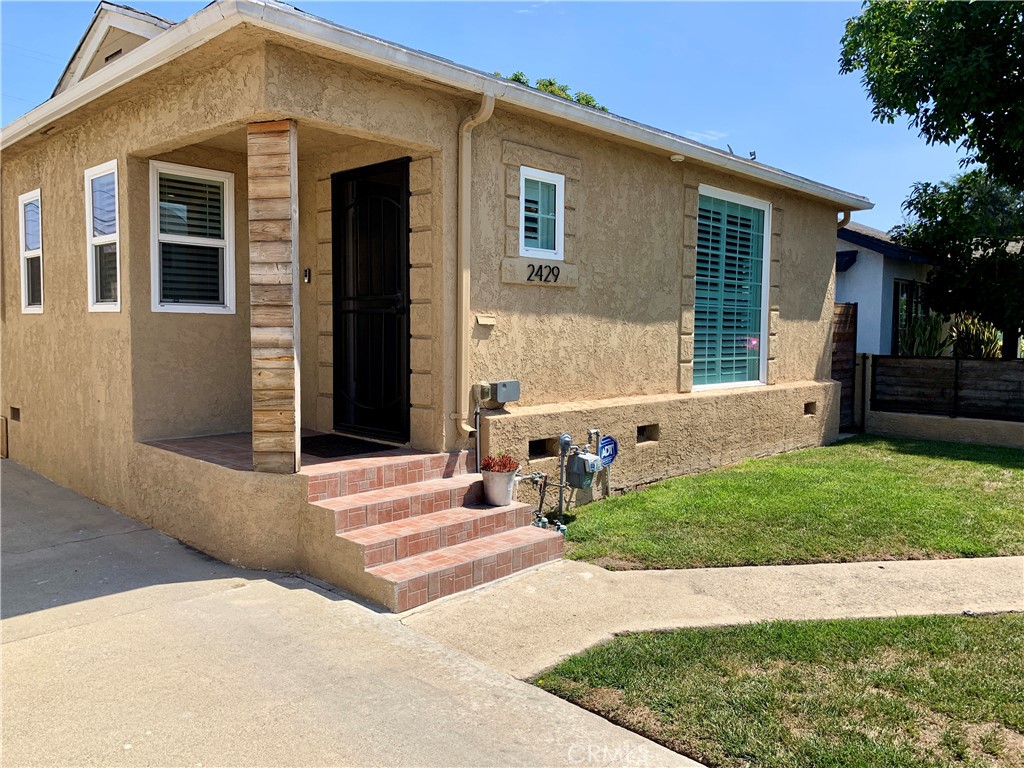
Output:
18,189,43,313
519,166,564,260
693,186,770,388
150,160,235,314
891,279,927,356
85,160,120,311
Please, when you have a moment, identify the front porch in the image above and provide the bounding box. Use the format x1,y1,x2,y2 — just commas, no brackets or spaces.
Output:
146,430,422,473
131,114,450,477
140,431,560,611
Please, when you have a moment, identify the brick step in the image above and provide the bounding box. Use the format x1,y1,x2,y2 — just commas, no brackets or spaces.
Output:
317,474,483,533
368,525,564,611
340,502,534,568
303,450,475,502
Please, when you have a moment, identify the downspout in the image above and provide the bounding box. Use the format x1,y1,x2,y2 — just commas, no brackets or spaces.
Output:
837,210,851,229
454,93,496,438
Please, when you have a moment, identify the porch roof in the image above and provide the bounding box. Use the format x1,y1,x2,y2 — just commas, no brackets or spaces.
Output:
2,0,872,212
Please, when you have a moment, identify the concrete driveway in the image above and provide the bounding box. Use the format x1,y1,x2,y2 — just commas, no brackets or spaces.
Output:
1,460,694,767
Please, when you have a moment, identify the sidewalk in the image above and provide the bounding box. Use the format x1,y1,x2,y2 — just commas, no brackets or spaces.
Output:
401,556,1024,679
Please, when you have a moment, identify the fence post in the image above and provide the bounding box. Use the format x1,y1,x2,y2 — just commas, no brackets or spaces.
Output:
952,357,960,419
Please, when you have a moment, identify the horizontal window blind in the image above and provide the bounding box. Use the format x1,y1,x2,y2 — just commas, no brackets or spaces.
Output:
159,174,223,238
523,177,557,251
94,244,118,304
22,200,41,252
160,242,223,304
90,173,117,237
694,194,765,386
26,256,42,307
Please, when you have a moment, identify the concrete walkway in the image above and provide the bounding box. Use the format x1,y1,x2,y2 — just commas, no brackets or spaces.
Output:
1,461,695,767
402,556,1024,679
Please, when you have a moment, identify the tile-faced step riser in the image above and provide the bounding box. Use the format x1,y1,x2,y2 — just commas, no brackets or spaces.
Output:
308,452,475,502
334,482,483,533
393,536,564,612
357,507,535,568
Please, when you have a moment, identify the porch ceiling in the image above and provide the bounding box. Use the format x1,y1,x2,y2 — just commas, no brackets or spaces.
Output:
183,122,390,160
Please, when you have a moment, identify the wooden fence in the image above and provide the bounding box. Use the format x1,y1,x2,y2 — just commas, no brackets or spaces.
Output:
871,356,1024,423
831,303,858,430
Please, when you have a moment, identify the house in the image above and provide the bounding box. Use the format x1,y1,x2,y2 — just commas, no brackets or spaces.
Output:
836,221,933,355
1,0,872,610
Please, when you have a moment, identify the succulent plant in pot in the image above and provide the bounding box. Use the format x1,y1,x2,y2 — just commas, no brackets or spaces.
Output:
479,453,520,506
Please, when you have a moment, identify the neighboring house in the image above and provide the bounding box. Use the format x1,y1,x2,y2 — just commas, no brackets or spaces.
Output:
836,221,933,355
1,0,871,609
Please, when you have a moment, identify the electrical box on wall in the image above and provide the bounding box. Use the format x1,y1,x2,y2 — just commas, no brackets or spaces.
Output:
478,380,521,408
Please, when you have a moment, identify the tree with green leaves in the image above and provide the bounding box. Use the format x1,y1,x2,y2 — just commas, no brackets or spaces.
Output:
495,71,608,112
840,1,1024,189
892,170,1024,359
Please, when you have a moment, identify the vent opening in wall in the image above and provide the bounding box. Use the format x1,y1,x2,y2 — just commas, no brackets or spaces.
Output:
637,423,660,444
528,438,558,460
9,407,20,422
804,401,817,416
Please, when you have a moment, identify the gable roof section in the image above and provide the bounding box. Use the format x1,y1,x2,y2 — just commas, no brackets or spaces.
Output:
838,221,933,264
5,0,872,212
53,2,174,97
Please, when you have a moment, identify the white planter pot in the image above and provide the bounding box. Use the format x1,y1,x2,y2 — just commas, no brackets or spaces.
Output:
481,470,517,506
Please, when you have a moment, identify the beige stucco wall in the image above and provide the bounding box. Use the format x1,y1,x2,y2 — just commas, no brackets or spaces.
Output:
865,411,1024,449
483,381,840,506
0,36,291,567
2,25,849,574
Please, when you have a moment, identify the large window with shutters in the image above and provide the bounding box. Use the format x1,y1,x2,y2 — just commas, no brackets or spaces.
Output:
519,166,564,260
85,160,120,311
693,186,770,388
18,189,43,314
150,161,235,314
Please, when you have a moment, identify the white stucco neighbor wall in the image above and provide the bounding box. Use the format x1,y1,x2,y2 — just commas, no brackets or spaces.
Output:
835,247,884,354
835,242,932,355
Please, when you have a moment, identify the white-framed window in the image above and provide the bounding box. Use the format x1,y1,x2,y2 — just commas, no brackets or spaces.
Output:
693,184,772,390
519,166,564,260
85,160,120,312
18,189,43,314
149,160,235,314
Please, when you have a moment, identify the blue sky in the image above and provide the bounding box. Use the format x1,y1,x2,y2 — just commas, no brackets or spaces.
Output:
1,1,967,229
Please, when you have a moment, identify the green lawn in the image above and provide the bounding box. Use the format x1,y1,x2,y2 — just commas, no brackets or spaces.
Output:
536,614,1024,768
566,437,1024,569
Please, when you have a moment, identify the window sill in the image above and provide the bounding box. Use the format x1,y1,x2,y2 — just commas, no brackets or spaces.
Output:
21,306,43,315
152,303,235,315
691,380,766,393
519,249,563,262
89,302,121,313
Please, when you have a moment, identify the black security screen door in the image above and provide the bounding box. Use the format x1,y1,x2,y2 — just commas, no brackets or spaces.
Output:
331,158,411,443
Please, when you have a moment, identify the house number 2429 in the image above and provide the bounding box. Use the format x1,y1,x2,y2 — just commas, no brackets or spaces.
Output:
526,264,560,283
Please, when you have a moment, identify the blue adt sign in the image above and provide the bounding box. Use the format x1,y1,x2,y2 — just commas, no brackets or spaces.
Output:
598,435,618,468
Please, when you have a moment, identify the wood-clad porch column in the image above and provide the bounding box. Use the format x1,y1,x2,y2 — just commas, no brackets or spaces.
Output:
248,120,300,473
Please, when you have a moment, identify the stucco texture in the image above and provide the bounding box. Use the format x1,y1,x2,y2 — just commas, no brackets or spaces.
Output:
2,25,849,575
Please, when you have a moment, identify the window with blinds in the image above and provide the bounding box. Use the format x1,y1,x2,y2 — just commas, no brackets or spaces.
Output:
150,161,235,313
519,166,564,259
19,190,43,313
86,161,120,311
694,191,768,387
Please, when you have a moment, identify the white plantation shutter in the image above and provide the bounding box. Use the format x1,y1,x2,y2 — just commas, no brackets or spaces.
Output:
523,177,556,251
695,194,766,386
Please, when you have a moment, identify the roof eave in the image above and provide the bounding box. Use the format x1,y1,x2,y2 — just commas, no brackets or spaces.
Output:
2,0,873,212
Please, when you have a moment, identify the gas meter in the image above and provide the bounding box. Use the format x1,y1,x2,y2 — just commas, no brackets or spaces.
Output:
566,449,602,490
